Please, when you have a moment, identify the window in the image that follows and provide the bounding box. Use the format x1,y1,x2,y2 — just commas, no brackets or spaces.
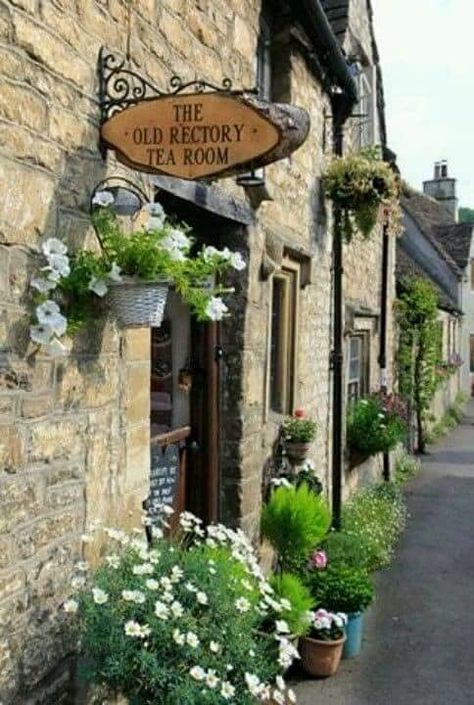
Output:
470,335,474,373
268,262,299,414
347,333,370,402
353,65,377,149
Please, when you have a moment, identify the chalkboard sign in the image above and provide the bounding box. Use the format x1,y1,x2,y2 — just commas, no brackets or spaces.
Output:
147,443,180,518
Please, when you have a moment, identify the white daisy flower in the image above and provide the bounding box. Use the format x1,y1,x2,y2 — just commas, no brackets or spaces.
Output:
196,591,208,605
154,600,169,620
173,628,185,645
210,641,221,653
132,563,154,575
205,669,219,689
105,555,120,569
235,597,251,613
170,601,184,618
92,588,108,605
189,665,206,681
275,619,291,634
145,578,159,591
63,599,78,613
122,590,146,604
186,631,199,648
220,681,236,700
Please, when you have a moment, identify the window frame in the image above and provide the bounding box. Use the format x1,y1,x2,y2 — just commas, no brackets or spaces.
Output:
347,331,370,402
266,258,300,417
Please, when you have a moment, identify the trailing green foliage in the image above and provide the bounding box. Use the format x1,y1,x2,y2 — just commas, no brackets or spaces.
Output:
341,483,407,572
396,277,442,453
307,565,374,614
269,572,313,637
261,483,331,573
324,147,401,241
426,392,468,444
347,394,406,456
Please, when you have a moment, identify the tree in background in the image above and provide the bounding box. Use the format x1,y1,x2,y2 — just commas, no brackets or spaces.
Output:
459,207,474,223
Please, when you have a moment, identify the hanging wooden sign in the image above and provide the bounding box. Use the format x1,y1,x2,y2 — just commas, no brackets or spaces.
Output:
100,92,310,180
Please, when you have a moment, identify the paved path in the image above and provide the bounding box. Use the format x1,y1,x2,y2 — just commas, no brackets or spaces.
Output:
294,400,474,705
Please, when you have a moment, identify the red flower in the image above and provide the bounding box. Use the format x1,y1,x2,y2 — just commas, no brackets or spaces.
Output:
294,409,305,418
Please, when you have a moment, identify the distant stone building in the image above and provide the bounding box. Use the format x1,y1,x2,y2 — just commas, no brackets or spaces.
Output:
0,1,393,702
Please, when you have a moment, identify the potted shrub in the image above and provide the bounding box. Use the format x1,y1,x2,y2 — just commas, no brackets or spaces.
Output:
307,565,374,659
347,392,407,460
261,483,331,573
299,608,347,677
282,410,317,464
64,511,299,705
29,198,245,354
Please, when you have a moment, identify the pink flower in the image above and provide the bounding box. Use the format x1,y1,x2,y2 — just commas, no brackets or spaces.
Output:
310,550,327,570
294,409,305,418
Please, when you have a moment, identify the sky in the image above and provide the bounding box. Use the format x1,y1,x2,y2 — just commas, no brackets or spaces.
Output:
372,0,473,207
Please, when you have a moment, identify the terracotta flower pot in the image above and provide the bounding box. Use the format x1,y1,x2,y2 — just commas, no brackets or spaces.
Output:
285,441,311,464
299,634,346,677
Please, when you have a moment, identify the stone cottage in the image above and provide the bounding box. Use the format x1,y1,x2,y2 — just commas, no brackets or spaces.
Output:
0,1,394,702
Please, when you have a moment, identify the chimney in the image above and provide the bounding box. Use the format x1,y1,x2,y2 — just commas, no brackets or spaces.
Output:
423,160,458,221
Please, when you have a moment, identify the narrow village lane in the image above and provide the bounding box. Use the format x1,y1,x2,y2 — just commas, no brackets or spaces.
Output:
295,400,474,705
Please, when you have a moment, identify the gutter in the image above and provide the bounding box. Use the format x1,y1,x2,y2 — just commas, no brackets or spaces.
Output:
297,0,358,113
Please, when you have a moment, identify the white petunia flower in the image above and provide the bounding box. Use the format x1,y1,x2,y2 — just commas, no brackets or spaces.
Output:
42,238,68,258
145,578,159,591
229,251,246,271
107,262,122,283
196,591,208,605
154,600,169,620
205,669,219,689
36,300,67,336
31,276,57,293
88,278,108,297
44,254,70,278
30,324,54,345
235,597,251,613
221,681,236,700
205,296,229,321
92,588,108,605
92,190,115,207
189,665,206,681
45,337,67,357
202,245,221,261
63,599,79,613
186,631,199,648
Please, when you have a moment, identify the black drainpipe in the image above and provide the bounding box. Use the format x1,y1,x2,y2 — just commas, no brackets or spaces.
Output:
379,218,390,481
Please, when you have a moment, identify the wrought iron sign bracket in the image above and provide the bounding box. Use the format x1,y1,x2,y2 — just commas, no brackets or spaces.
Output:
98,47,257,123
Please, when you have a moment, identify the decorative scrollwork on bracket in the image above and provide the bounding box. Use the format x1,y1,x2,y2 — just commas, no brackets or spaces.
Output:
99,47,249,122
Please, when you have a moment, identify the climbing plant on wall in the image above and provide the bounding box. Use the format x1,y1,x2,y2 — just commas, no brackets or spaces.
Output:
395,277,442,453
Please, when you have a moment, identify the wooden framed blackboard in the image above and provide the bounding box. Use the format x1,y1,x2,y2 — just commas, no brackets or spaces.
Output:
147,443,180,515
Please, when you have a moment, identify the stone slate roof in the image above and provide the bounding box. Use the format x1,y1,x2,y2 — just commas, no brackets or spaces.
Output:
396,243,461,313
320,0,350,45
401,187,461,275
434,223,473,271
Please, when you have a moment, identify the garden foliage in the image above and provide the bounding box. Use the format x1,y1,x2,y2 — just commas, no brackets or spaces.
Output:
347,393,407,456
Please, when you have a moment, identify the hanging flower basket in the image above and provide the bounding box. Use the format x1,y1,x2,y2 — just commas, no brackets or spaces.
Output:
107,277,170,328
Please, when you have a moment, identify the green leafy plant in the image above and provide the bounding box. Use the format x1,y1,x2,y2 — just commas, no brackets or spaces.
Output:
394,451,420,486
322,531,370,570
269,572,313,637
66,514,299,705
396,277,442,453
282,411,317,443
261,483,331,573
307,565,374,615
324,147,401,241
29,201,246,355
342,483,407,571
347,393,407,456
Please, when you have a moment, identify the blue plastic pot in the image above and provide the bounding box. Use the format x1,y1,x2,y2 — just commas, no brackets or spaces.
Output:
342,611,364,659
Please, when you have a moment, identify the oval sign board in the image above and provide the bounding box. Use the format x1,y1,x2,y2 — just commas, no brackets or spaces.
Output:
101,93,281,180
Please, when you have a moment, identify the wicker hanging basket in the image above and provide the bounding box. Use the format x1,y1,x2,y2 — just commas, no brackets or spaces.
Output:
107,277,170,328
